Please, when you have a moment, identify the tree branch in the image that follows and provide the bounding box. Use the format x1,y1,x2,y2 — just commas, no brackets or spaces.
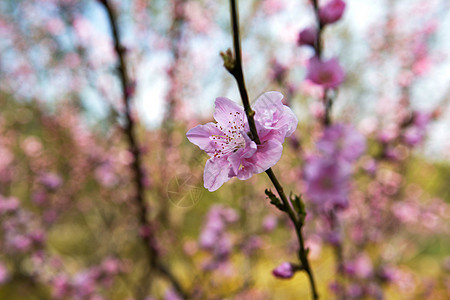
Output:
97,0,189,298
224,1,319,299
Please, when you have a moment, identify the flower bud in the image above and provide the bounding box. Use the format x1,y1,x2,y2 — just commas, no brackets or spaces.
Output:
319,0,346,25
297,27,317,47
272,262,295,279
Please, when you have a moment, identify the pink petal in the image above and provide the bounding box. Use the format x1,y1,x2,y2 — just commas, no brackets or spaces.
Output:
227,139,257,174
228,148,245,174
237,140,283,179
203,158,232,192
254,92,298,143
251,140,283,173
214,97,245,126
306,56,345,89
186,122,221,154
254,91,284,109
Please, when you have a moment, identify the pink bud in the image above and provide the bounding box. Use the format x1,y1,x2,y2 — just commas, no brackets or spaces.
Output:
306,56,345,89
319,0,346,25
272,262,295,279
262,215,278,232
297,27,317,47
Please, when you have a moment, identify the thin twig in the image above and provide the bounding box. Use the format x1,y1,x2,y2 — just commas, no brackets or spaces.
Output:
97,0,189,298
224,0,319,299
310,2,345,298
311,0,323,59
311,0,334,126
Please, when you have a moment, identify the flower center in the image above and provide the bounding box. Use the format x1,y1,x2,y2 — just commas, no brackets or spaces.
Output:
319,70,333,83
211,112,246,158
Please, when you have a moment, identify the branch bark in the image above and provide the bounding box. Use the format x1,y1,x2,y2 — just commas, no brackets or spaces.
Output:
224,1,319,299
97,0,189,298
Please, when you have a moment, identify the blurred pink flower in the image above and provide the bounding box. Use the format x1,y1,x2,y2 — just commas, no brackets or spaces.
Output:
403,111,431,146
0,196,19,213
165,289,182,300
272,262,295,279
317,123,366,162
297,27,317,47
306,56,345,89
51,274,71,299
347,284,364,298
344,253,373,279
187,92,297,191
262,0,285,15
304,156,351,209
11,235,32,252
262,214,278,232
199,205,237,253
304,124,365,210
39,172,62,190
101,257,121,275
319,0,346,25
0,262,9,284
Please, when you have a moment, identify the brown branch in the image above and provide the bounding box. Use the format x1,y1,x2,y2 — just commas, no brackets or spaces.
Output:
224,0,319,299
310,2,345,298
311,0,324,59
97,0,189,298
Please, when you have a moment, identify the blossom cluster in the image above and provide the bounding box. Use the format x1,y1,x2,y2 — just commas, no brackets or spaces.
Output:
198,205,239,271
50,257,124,299
304,123,366,210
0,195,46,255
298,0,346,89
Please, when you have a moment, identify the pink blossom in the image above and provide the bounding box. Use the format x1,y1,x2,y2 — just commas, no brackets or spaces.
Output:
319,0,346,25
262,215,278,232
304,156,351,209
102,258,121,275
306,56,345,89
51,274,71,299
0,261,9,284
317,123,366,161
403,127,424,146
297,27,317,47
11,235,32,252
164,289,182,300
199,205,238,257
362,157,377,175
347,284,364,298
344,254,373,279
39,172,62,190
241,236,262,255
73,270,97,297
262,0,285,15
376,265,395,283
402,111,430,146
0,196,19,214
272,262,295,279
187,92,297,191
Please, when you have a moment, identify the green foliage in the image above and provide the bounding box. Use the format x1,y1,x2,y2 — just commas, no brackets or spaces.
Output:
265,189,285,211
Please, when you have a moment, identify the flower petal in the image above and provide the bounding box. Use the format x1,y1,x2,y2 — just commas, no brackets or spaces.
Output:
214,97,245,126
254,91,284,108
251,140,283,173
227,138,257,174
254,92,298,143
237,140,283,180
203,158,232,192
228,148,245,175
186,122,222,154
